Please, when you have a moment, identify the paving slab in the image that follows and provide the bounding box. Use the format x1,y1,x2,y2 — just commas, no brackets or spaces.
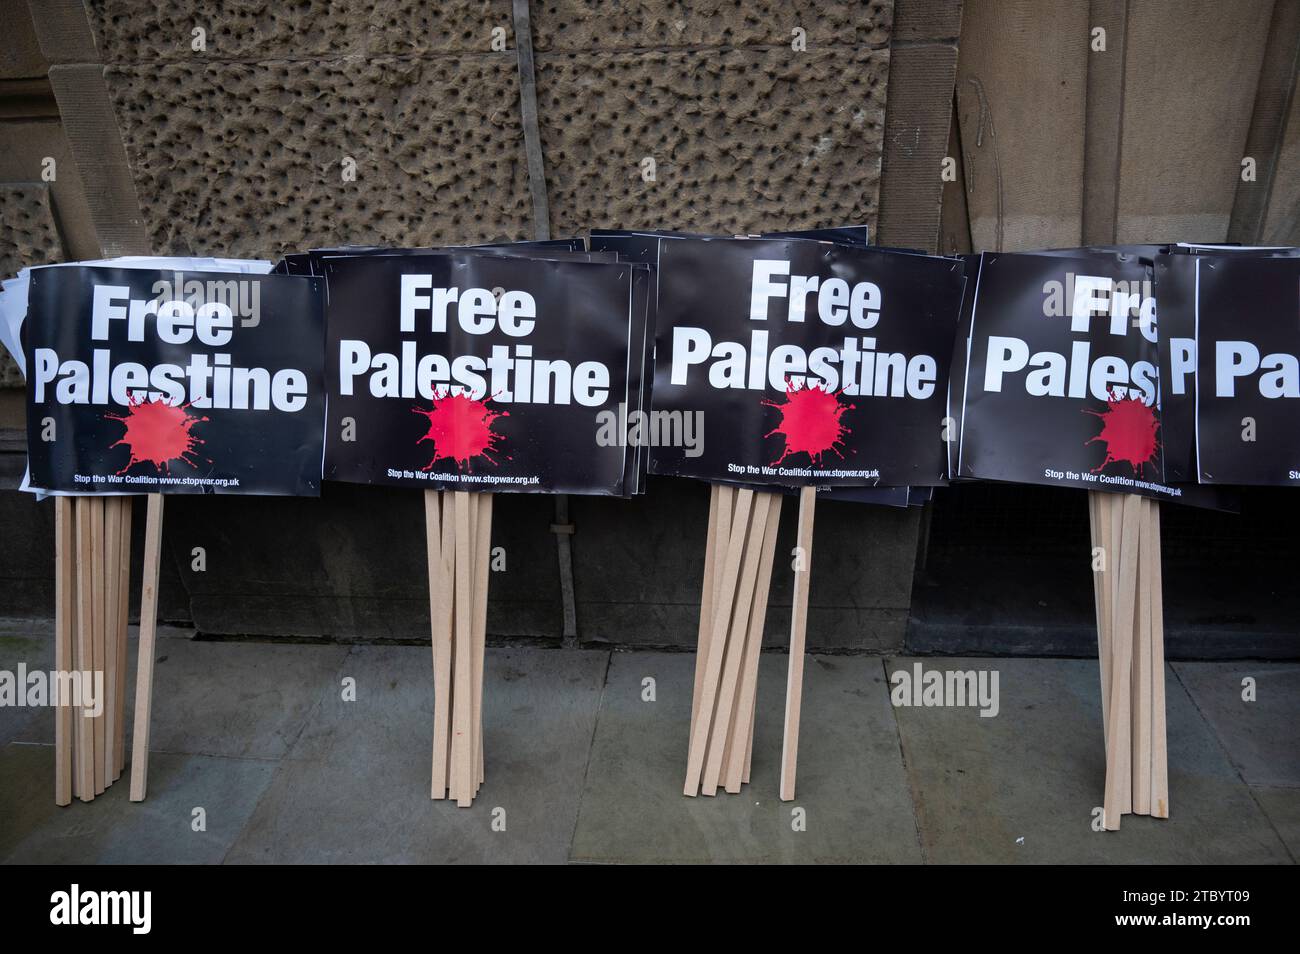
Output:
223,645,608,863
0,630,54,748
1173,662,1300,788
0,742,276,864
144,639,351,761
888,657,1292,863
8,636,351,760
10,628,142,749
0,743,64,861
570,651,921,863
1249,787,1300,862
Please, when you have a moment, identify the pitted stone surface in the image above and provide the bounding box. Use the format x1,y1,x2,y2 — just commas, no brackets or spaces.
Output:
87,1,515,60
0,183,65,386
86,1,892,59
88,0,366,60
535,47,890,236
87,1,893,257
364,1,516,56
530,1,893,52
0,183,62,277
104,57,533,257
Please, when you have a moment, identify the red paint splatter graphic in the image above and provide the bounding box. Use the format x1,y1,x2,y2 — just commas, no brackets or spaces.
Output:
412,391,509,471
1083,390,1160,475
106,397,209,474
762,379,855,467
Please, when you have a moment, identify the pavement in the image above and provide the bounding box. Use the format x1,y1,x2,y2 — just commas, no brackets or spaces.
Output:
0,626,1295,864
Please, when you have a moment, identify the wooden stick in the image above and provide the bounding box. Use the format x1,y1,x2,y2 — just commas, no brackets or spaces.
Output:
725,491,781,792
74,497,93,801
1148,498,1169,819
710,487,736,624
702,490,770,795
728,488,760,786
425,491,452,800
779,486,817,802
1131,496,1153,815
68,501,80,804
1089,491,1111,741
743,491,788,784
441,491,457,795
684,488,753,796
1112,496,1133,816
738,488,764,790
1103,492,1140,828
129,494,165,802
464,494,478,794
705,487,737,749
113,496,132,780
742,686,757,785
54,497,74,806
424,490,441,793
102,498,121,790
1104,492,1118,745
451,491,474,806
90,496,106,795
472,493,493,790
712,500,755,788
690,485,723,742
1087,490,1100,618
1107,489,1131,817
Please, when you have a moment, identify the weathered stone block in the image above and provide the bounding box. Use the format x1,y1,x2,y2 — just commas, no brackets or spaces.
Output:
535,47,889,236
104,56,533,258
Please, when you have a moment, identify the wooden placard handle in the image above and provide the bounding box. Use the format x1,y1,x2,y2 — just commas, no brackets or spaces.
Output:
780,486,817,802
129,493,165,803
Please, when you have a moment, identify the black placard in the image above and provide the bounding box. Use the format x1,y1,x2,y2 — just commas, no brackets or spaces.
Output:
1194,255,1300,485
1156,245,1300,484
958,251,1186,499
24,266,325,495
762,226,871,246
590,229,930,506
649,237,965,487
268,240,594,279
322,252,646,495
1152,251,1199,484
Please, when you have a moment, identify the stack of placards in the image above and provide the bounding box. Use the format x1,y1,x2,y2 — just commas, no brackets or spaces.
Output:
318,248,652,805
17,263,326,803
648,235,966,799
952,248,1237,827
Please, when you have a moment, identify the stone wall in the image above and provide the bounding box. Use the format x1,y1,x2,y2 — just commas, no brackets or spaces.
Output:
86,1,892,257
